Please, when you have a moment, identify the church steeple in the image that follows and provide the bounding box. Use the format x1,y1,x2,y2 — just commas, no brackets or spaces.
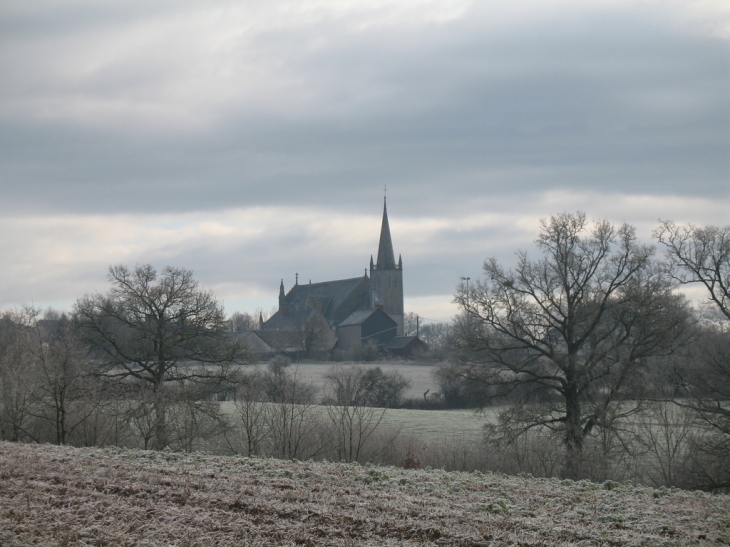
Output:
376,197,396,269
278,279,285,309
370,195,404,335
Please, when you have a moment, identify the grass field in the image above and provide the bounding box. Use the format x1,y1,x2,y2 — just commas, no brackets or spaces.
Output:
2,441,728,546
377,407,495,441
220,402,494,444
253,362,440,401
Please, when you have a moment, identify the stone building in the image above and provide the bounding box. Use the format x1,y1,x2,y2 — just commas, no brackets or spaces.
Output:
260,198,405,353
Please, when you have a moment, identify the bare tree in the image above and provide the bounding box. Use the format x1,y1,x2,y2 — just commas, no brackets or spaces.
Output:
635,402,694,488
223,370,270,457
655,221,730,491
655,221,729,319
0,311,39,442
403,312,419,337
229,312,258,332
75,264,250,449
264,365,322,460
420,322,451,350
296,314,334,358
166,393,226,452
454,212,690,477
322,365,366,405
355,367,410,408
24,309,102,445
323,366,385,462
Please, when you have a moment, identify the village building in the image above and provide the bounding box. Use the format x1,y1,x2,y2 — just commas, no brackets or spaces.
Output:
384,336,429,359
257,198,408,356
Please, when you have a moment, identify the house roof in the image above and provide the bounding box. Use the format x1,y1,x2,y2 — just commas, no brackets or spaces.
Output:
384,336,426,350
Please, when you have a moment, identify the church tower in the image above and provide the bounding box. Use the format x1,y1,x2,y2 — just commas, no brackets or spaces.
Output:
370,197,404,335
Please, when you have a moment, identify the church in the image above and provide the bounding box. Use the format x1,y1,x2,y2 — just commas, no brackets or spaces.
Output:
245,198,416,357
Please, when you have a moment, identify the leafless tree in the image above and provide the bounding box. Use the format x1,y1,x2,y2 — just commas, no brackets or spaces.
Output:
75,264,250,449
323,366,385,462
223,370,270,456
355,367,410,408
0,311,39,442
322,365,367,405
16,308,110,446
634,402,694,488
433,361,479,408
454,212,690,477
403,312,419,336
229,312,256,332
419,322,452,353
655,221,730,491
296,314,334,358
655,221,729,319
166,393,226,452
264,365,323,460
230,310,268,332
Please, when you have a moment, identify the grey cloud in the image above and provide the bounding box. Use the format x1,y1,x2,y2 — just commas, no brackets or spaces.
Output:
1,2,726,219
0,1,728,314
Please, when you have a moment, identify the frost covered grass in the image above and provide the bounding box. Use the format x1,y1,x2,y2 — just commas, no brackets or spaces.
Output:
1,442,728,546
376,407,493,440
219,402,492,442
249,362,440,401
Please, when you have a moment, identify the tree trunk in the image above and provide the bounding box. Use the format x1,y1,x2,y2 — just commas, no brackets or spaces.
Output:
564,368,584,479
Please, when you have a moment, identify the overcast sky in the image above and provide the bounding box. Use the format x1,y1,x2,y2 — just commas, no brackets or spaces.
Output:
1,0,728,322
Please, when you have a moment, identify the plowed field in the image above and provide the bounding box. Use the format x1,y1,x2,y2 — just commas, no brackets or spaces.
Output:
1,442,728,546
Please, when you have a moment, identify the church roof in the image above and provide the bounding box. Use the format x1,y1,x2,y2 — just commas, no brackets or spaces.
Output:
263,276,370,330
337,309,379,327
376,197,396,269
255,330,304,351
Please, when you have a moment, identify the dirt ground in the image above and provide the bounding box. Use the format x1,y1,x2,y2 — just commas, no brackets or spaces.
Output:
1,442,728,546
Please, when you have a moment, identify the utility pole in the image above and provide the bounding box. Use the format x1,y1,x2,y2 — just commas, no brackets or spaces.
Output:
461,277,471,308
416,315,419,338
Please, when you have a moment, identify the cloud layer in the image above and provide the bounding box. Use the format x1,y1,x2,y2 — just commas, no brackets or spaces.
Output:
0,0,728,319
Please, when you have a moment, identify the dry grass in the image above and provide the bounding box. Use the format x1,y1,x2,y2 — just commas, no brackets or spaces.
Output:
1,442,728,546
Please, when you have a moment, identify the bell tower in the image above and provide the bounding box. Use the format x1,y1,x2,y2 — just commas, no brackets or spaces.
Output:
369,196,404,335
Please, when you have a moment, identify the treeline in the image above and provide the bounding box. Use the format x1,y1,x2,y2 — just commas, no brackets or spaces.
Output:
1,314,725,492
0,305,727,492
0,321,410,464
1,216,728,493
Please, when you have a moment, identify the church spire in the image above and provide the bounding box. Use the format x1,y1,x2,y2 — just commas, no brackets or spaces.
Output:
376,196,396,269
278,279,285,309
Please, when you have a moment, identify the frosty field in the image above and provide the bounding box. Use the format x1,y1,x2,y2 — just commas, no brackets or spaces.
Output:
377,407,492,441
220,402,494,444
255,362,440,401
1,442,728,546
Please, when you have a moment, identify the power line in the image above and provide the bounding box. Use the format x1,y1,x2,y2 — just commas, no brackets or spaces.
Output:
415,315,450,324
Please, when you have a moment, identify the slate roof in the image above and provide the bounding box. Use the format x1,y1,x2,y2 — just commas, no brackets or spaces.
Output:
255,330,303,351
337,309,379,327
384,336,426,350
263,276,370,330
